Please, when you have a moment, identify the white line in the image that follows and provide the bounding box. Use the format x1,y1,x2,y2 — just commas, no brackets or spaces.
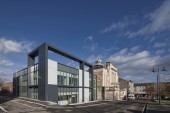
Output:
0,106,8,112
75,103,108,108
69,100,101,105
142,103,147,113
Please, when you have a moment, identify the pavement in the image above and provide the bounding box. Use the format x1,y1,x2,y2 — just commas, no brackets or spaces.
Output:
147,102,170,113
0,96,170,113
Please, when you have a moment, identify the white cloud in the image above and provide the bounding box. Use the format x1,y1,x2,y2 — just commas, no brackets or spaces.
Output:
155,49,165,55
165,77,170,81
149,37,156,43
0,38,33,54
147,0,170,33
122,75,146,83
83,43,98,52
118,48,128,55
106,46,170,83
108,50,153,64
86,45,170,83
87,55,103,64
0,59,13,67
0,72,12,82
107,48,160,75
83,36,98,52
102,18,136,33
160,55,170,67
84,36,93,42
153,42,166,48
102,22,127,33
127,0,170,38
66,60,79,68
89,43,97,51
130,46,140,52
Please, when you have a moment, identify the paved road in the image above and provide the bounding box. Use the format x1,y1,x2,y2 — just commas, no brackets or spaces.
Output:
0,96,146,113
147,103,170,113
0,96,49,113
1,96,169,113
69,101,145,113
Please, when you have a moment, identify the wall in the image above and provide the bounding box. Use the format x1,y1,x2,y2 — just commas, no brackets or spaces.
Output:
119,89,127,100
84,71,90,102
93,63,120,100
46,59,58,102
48,59,58,85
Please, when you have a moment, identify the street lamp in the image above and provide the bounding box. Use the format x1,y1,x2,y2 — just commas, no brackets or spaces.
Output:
152,65,167,104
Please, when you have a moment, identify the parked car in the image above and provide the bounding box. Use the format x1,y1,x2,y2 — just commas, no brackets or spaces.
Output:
151,96,157,102
164,96,170,100
128,94,135,100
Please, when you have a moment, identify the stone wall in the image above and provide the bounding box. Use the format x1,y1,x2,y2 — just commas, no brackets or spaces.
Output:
105,90,113,100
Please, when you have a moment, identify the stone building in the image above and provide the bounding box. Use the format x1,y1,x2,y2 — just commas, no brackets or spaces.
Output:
119,78,134,100
93,59,120,100
134,82,170,98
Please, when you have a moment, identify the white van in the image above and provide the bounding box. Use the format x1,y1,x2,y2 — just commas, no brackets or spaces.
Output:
128,94,135,100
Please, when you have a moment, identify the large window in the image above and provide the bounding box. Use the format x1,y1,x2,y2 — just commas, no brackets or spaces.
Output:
18,69,28,97
58,87,78,103
29,64,38,86
31,88,38,99
18,64,39,98
57,63,79,104
57,63,79,86
58,72,78,86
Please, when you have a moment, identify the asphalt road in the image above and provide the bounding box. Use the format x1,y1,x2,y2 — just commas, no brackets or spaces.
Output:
68,101,145,113
1,96,169,113
147,103,170,113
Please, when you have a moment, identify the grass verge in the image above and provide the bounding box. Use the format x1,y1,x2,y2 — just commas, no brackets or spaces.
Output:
161,100,170,104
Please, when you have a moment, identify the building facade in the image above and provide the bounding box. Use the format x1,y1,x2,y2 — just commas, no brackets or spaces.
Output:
134,82,170,98
13,43,96,105
134,83,147,96
93,59,120,100
119,78,134,100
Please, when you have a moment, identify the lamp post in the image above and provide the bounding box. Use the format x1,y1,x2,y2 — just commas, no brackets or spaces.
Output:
152,65,167,104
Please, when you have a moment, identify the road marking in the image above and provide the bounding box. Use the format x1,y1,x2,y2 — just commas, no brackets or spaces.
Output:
65,109,72,112
142,103,147,113
74,103,108,108
0,106,8,113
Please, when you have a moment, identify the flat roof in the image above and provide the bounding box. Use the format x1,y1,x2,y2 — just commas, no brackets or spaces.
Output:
28,42,93,67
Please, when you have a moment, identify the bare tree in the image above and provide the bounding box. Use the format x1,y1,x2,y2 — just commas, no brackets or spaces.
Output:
0,78,4,87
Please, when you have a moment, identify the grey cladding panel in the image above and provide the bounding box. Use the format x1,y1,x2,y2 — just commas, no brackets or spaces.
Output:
38,44,48,101
58,63,78,75
46,85,58,102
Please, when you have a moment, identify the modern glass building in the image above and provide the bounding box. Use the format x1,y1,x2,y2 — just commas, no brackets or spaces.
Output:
13,43,96,105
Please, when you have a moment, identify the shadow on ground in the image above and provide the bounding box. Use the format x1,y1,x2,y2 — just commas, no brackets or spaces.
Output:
0,96,16,104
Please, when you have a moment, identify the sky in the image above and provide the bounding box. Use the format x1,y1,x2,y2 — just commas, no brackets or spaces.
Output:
0,0,170,83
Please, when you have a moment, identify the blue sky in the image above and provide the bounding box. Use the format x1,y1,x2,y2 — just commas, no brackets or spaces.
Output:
0,0,170,83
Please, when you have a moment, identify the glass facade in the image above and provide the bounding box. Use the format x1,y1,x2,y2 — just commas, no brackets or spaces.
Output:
28,64,38,99
58,87,78,103
18,68,28,97
57,71,78,86
57,63,79,104
16,61,95,103
17,64,38,99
